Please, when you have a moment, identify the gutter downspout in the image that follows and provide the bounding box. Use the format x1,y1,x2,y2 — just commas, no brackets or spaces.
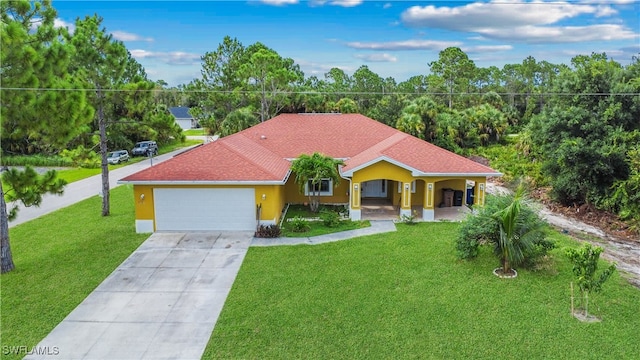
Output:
338,165,354,220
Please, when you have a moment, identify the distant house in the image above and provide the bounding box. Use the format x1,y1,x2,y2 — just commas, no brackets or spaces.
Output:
168,107,196,130
120,113,500,233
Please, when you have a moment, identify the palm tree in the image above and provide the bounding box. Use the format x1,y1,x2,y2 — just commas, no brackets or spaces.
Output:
290,153,345,213
492,186,546,275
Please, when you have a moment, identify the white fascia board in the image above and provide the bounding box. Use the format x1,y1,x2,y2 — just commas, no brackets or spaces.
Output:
117,180,286,186
281,170,292,184
412,172,503,177
339,155,503,178
340,156,422,177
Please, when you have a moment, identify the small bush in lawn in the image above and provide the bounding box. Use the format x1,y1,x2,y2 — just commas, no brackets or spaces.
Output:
255,224,282,238
456,212,495,259
400,210,418,225
289,216,310,233
320,209,341,227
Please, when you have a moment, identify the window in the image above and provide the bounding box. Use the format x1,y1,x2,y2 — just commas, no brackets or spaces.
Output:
305,179,333,196
397,181,417,193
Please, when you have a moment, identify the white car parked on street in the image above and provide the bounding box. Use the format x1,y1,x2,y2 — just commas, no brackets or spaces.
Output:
107,150,130,164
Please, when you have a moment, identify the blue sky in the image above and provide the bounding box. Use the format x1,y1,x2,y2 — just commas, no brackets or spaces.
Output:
53,0,640,87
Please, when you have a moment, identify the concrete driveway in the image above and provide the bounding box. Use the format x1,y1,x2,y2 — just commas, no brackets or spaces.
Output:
26,231,252,360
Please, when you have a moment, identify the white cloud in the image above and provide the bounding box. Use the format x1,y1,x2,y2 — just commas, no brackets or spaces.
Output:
112,30,154,42
294,59,354,76
480,24,637,43
130,49,201,65
345,39,461,51
260,0,298,5
30,17,75,32
399,0,636,44
383,3,392,9
329,0,363,7
594,5,618,17
54,18,75,32
401,1,614,30
354,53,398,62
579,0,635,4
462,45,513,53
310,0,362,7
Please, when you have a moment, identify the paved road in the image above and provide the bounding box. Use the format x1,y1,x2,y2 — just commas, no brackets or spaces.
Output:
8,147,198,228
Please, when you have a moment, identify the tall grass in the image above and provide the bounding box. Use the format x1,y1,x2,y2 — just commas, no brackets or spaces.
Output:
0,155,72,167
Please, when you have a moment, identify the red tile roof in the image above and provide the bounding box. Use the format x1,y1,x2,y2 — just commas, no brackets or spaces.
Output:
121,113,499,183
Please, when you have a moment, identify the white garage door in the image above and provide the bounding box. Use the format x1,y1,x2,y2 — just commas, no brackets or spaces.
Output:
154,188,256,231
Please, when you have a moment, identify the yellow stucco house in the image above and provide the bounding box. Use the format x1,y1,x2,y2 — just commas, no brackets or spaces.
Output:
120,113,500,232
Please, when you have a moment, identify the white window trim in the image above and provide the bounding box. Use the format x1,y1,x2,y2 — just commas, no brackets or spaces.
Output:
397,181,417,193
305,178,334,196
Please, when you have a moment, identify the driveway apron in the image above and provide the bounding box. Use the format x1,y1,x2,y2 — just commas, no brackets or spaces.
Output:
25,231,252,360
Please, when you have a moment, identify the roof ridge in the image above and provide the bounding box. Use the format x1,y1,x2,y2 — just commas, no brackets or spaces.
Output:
351,132,407,159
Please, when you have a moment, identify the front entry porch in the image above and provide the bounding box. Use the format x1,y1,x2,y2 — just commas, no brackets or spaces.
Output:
411,205,471,222
361,198,397,220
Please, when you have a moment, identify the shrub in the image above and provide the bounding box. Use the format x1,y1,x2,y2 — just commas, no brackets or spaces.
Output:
399,211,418,225
338,205,349,218
476,143,546,187
59,146,100,168
255,224,282,238
288,216,310,233
455,212,497,259
455,192,554,269
320,209,341,227
520,238,556,269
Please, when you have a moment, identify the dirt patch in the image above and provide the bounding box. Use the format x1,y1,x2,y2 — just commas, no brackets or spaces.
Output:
530,186,637,242
573,310,601,323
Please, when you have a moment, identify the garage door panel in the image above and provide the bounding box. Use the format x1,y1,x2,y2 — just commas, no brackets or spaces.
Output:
154,188,255,231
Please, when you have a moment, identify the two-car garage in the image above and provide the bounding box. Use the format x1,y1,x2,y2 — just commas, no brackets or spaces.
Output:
153,188,256,231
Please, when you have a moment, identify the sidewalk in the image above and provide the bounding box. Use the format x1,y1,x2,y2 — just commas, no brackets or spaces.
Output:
8,146,199,228
251,220,397,246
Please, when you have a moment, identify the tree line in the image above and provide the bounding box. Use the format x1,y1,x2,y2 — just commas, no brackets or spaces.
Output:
2,1,639,231
1,0,184,160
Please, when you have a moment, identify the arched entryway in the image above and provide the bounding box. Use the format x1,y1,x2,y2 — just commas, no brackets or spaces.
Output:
360,179,397,220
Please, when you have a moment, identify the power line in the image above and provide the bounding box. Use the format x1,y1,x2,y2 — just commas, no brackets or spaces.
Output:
0,87,638,96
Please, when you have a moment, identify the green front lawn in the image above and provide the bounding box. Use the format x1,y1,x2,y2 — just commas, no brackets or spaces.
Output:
281,204,370,237
0,186,148,360
183,128,207,136
204,223,640,359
